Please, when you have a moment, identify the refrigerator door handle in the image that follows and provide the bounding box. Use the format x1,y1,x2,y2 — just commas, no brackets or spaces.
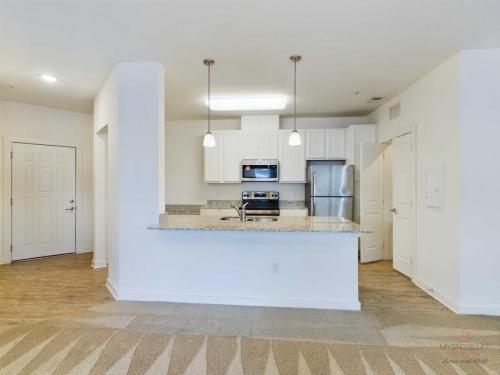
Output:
311,197,315,216
312,173,317,196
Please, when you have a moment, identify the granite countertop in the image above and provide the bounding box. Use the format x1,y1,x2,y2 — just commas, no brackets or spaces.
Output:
149,214,364,233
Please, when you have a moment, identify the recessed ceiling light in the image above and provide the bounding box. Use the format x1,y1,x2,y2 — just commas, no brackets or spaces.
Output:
207,96,287,111
40,74,58,83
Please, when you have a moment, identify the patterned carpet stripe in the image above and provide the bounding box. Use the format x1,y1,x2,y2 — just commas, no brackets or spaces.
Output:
0,325,498,375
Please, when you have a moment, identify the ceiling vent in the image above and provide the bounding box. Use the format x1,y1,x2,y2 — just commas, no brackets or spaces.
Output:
389,102,401,120
367,96,383,104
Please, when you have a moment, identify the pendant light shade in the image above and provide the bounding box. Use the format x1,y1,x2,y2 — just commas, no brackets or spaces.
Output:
289,55,302,146
203,58,216,148
289,129,301,146
203,131,216,147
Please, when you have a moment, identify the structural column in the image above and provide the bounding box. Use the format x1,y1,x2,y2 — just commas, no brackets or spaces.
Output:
92,62,165,290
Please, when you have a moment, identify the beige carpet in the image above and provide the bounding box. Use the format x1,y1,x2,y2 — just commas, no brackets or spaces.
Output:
0,305,499,375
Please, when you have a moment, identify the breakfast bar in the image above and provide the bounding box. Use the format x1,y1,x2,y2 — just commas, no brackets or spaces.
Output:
122,215,363,310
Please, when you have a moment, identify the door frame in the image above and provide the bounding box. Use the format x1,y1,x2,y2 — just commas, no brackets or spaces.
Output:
390,128,417,279
2,137,83,264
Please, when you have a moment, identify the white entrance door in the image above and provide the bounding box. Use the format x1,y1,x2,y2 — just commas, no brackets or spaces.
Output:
359,143,386,263
392,133,414,277
12,143,76,261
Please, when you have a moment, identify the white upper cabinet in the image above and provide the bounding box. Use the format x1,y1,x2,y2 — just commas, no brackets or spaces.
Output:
204,131,223,183
204,130,241,183
241,119,260,159
278,129,306,183
306,129,326,159
306,128,346,160
241,115,279,160
344,124,377,166
222,131,242,183
326,129,346,159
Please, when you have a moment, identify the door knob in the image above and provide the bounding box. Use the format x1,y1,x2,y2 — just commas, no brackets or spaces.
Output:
390,208,398,214
65,207,75,211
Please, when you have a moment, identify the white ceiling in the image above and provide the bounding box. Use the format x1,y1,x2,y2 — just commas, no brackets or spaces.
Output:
1,0,499,120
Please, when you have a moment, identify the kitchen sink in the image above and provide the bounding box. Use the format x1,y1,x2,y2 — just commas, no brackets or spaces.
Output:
220,216,242,222
219,216,278,222
246,216,278,222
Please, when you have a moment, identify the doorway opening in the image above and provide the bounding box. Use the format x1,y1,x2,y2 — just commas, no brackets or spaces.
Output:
359,132,415,278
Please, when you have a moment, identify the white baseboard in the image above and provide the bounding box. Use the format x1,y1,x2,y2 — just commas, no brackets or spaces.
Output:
458,305,500,316
107,287,361,311
92,258,107,269
413,277,460,313
77,248,93,254
106,279,118,300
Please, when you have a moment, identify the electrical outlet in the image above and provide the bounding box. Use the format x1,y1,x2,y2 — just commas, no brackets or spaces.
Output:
272,262,280,274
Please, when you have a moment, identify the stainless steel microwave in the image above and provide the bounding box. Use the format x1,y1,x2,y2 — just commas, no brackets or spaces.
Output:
240,160,279,182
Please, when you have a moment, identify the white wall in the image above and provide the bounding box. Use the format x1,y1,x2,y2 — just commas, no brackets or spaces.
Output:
459,49,500,313
165,116,367,204
0,100,93,262
368,55,462,308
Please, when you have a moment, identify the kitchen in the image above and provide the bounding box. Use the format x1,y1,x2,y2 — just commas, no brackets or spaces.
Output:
166,115,376,222
146,58,377,311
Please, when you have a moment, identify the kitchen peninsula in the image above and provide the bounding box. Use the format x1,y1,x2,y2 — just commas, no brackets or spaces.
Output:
138,215,364,310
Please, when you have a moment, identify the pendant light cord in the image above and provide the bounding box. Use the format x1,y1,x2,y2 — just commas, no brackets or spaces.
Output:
290,55,301,132
208,62,211,133
293,58,297,131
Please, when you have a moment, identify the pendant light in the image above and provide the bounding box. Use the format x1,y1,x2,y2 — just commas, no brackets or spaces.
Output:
289,55,302,146
203,58,216,147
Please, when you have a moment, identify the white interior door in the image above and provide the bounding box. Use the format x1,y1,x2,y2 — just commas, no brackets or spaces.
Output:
392,133,414,277
12,143,76,261
360,142,386,263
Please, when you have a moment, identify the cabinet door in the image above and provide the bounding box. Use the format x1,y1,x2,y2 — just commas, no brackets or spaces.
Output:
306,129,326,159
344,127,354,165
241,127,260,159
204,132,223,183
241,116,260,159
260,127,279,159
326,129,346,159
222,131,242,183
279,130,306,183
347,124,377,166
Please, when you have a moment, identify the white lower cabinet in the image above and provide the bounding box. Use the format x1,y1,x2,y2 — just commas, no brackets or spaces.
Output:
200,208,236,216
200,208,308,217
278,129,306,183
280,209,308,217
204,130,242,183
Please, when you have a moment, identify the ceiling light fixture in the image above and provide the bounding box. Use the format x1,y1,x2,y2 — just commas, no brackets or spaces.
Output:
203,58,216,148
289,55,302,146
40,74,58,83
208,96,287,111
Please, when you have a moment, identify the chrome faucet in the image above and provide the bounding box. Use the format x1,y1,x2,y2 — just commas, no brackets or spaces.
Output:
232,202,249,222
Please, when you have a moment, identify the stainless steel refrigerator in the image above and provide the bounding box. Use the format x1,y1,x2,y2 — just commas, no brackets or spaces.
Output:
305,162,354,219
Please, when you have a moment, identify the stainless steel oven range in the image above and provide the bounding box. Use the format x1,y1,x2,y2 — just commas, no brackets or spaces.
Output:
242,191,280,216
